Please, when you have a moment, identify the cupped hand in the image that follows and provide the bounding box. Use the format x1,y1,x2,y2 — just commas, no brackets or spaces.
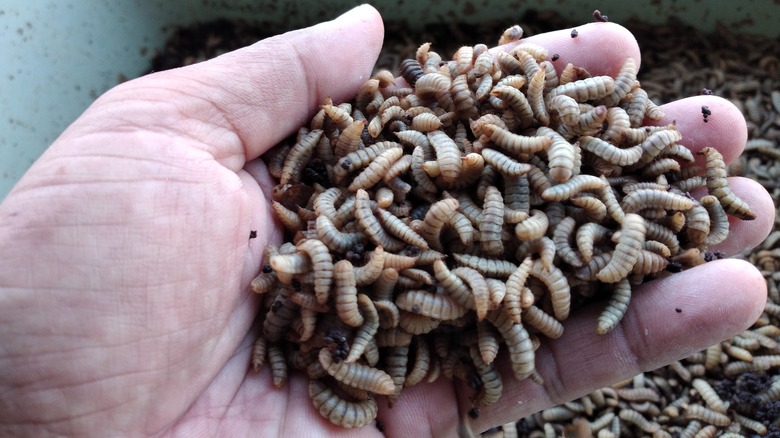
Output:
0,5,773,438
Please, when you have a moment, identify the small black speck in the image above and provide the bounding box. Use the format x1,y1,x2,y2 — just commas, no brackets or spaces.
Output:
593,10,609,22
411,304,420,313
701,88,713,95
375,420,385,432
675,308,682,313
468,407,480,419
249,230,257,239
551,53,560,61
570,29,578,38
262,264,273,273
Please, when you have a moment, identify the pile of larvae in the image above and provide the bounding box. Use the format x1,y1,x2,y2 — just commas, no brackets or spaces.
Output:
249,25,757,429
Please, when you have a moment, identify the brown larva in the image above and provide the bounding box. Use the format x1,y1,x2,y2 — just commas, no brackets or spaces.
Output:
684,404,732,427
529,259,571,320
295,239,333,303
452,266,490,321
700,146,756,220
634,128,683,167
452,254,517,278
354,189,405,252
541,175,607,202
410,112,442,132
399,58,424,87
595,58,638,107
376,207,429,250
352,246,385,287
569,195,607,222
596,278,631,335
631,249,669,275
334,141,402,182
691,378,728,414
468,344,504,408
434,259,479,312
618,408,660,433
251,336,267,372
579,135,643,166
374,327,413,348
479,186,505,257
396,288,468,320
557,104,608,138
348,147,403,192
685,202,711,245
322,104,354,130
451,74,478,119
315,215,363,253
404,337,432,387
251,271,277,295
398,310,440,335
495,50,524,76
620,189,695,214
480,148,533,176
498,24,524,45
383,345,410,406
427,130,462,184
481,123,552,156
546,76,616,102
597,213,646,283
334,259,364,327
418,197,460,251
487,308,535,380
514,209,549,241
280,129,323,185
553,216,584,268
516,236,556,272
318,348,395,395
523,305,565,339
308,379,378,429
476,320,501,365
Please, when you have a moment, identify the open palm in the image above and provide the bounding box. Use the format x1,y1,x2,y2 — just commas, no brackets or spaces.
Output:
0,5,774,437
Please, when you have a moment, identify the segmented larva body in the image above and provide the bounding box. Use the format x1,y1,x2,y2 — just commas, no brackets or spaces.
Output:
280,129,323,184
318,348,395,395
620,189,696,214
487,308,535,380
542,175,607,202
295,239,333,303
452,253,518,278
482,123,552,155
418,198,460,251
309,379,378,429
553,216,584,268
596,278,631,335
514,209,549,241
597,213,646,283
580,135,643,166
396,289,468,320
530,259,571,320
480,148,533,176
452,266,490,321
523,305,564,339
334,259,363,327
354,189,405,252
546,76,616,102
480,186,505,257
700,146,756,220
404,337,432,387
468,344,504,408
684,404,732,427
498,24,524,45
596,57,637,107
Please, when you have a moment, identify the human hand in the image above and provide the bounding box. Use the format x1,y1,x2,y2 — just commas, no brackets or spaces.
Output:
0,4,773,438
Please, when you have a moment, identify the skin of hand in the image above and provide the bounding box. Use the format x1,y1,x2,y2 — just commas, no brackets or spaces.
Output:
0,4,774,437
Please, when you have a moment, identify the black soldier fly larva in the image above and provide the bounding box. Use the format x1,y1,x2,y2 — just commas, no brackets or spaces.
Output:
248,21,758,431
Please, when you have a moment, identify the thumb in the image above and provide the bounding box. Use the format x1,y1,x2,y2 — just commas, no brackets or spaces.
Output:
71,4,384,168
